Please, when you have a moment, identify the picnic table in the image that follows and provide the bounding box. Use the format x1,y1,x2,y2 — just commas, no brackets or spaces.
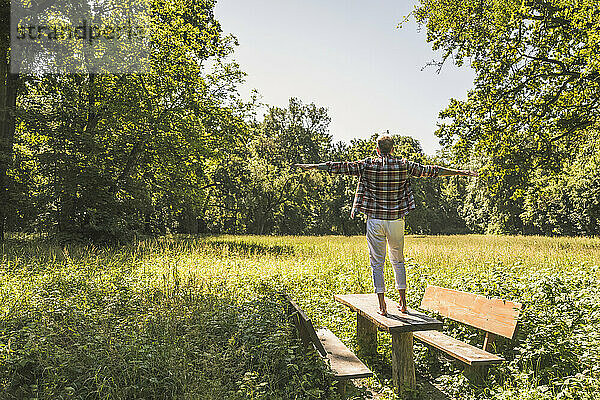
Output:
335,293,443,392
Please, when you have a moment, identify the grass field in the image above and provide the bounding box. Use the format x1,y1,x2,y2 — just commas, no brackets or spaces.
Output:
1,234,599,399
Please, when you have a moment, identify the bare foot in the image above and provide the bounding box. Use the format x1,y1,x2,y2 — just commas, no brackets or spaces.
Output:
397,288,408,314
397,299,408,313
376,293,387,317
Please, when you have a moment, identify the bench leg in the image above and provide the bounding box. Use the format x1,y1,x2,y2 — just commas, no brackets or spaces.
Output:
336,380,348,396
391,332,416,394
356,312,377,357
463,365,489,386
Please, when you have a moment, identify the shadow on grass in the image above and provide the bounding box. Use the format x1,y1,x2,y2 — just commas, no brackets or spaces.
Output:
0,236,295,277
0,238,135,276
201,239,295,256
357,351,451,400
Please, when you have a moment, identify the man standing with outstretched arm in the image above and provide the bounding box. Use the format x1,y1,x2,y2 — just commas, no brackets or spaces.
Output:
295,134,477,316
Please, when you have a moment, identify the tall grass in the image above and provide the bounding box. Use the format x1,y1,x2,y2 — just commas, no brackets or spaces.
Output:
1,234,599,399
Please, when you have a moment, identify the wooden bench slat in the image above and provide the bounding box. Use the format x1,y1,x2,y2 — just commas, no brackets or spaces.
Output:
420,286,522,339
284,294,327,356
317,328,373,380
335,294,443,333
414,330,505,366
283,293,373,380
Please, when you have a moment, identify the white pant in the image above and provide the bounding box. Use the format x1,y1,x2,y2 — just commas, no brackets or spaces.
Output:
366,217,406,293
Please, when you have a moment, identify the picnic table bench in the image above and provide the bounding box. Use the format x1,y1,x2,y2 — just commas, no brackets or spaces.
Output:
414,285,522,382
334,293,443,393
283,294,373,393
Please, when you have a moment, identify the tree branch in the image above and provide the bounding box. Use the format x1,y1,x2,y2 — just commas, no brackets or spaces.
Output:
520,53,579,77
114,141,143,191
551,120,594,142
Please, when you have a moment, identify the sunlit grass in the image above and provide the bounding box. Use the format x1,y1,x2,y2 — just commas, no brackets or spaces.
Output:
1,234,599,399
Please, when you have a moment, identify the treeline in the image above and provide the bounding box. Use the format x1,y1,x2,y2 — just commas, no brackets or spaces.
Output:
201,104,468,236
2,0,599,242
5,87,470,239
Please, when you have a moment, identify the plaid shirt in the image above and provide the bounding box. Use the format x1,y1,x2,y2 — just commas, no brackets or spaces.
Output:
327,155,441,220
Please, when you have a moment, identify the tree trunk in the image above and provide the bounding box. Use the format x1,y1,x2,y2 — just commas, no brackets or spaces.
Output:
179,208,199,234
0,2,18,242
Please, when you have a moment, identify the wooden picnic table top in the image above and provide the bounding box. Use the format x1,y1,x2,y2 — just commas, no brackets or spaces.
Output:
335,294,443,334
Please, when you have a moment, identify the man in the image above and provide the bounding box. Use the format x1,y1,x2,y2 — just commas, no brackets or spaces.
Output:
295,134,477,316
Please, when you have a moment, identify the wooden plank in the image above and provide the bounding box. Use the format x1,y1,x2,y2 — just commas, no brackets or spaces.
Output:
391,332,416,392
317,328,373,380
335,294,443,333
420,286,522,339
356,312,377,357
284,294,327,356
284,294,311,322
413,330,505,365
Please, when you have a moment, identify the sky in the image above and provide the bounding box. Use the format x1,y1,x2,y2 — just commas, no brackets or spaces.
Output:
213,0,475,155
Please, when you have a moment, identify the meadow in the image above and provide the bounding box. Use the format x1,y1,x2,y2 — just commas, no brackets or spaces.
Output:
1,234,599,399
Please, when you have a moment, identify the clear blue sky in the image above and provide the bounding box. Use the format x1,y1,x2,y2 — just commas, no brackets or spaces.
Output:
213,0,475,155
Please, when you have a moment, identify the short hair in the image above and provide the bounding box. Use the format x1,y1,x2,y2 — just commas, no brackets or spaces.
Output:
377,134,394,155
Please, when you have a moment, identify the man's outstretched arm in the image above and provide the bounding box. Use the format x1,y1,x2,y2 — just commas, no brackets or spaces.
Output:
406,160,478,178
295,161,363,176
294,163,330,171
438,166,478,177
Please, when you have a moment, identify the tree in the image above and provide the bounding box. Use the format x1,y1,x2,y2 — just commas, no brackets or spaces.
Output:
521,128,600,235
9,0,249,241
205,98,333,235
0,0,19,242
413,0,600,233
